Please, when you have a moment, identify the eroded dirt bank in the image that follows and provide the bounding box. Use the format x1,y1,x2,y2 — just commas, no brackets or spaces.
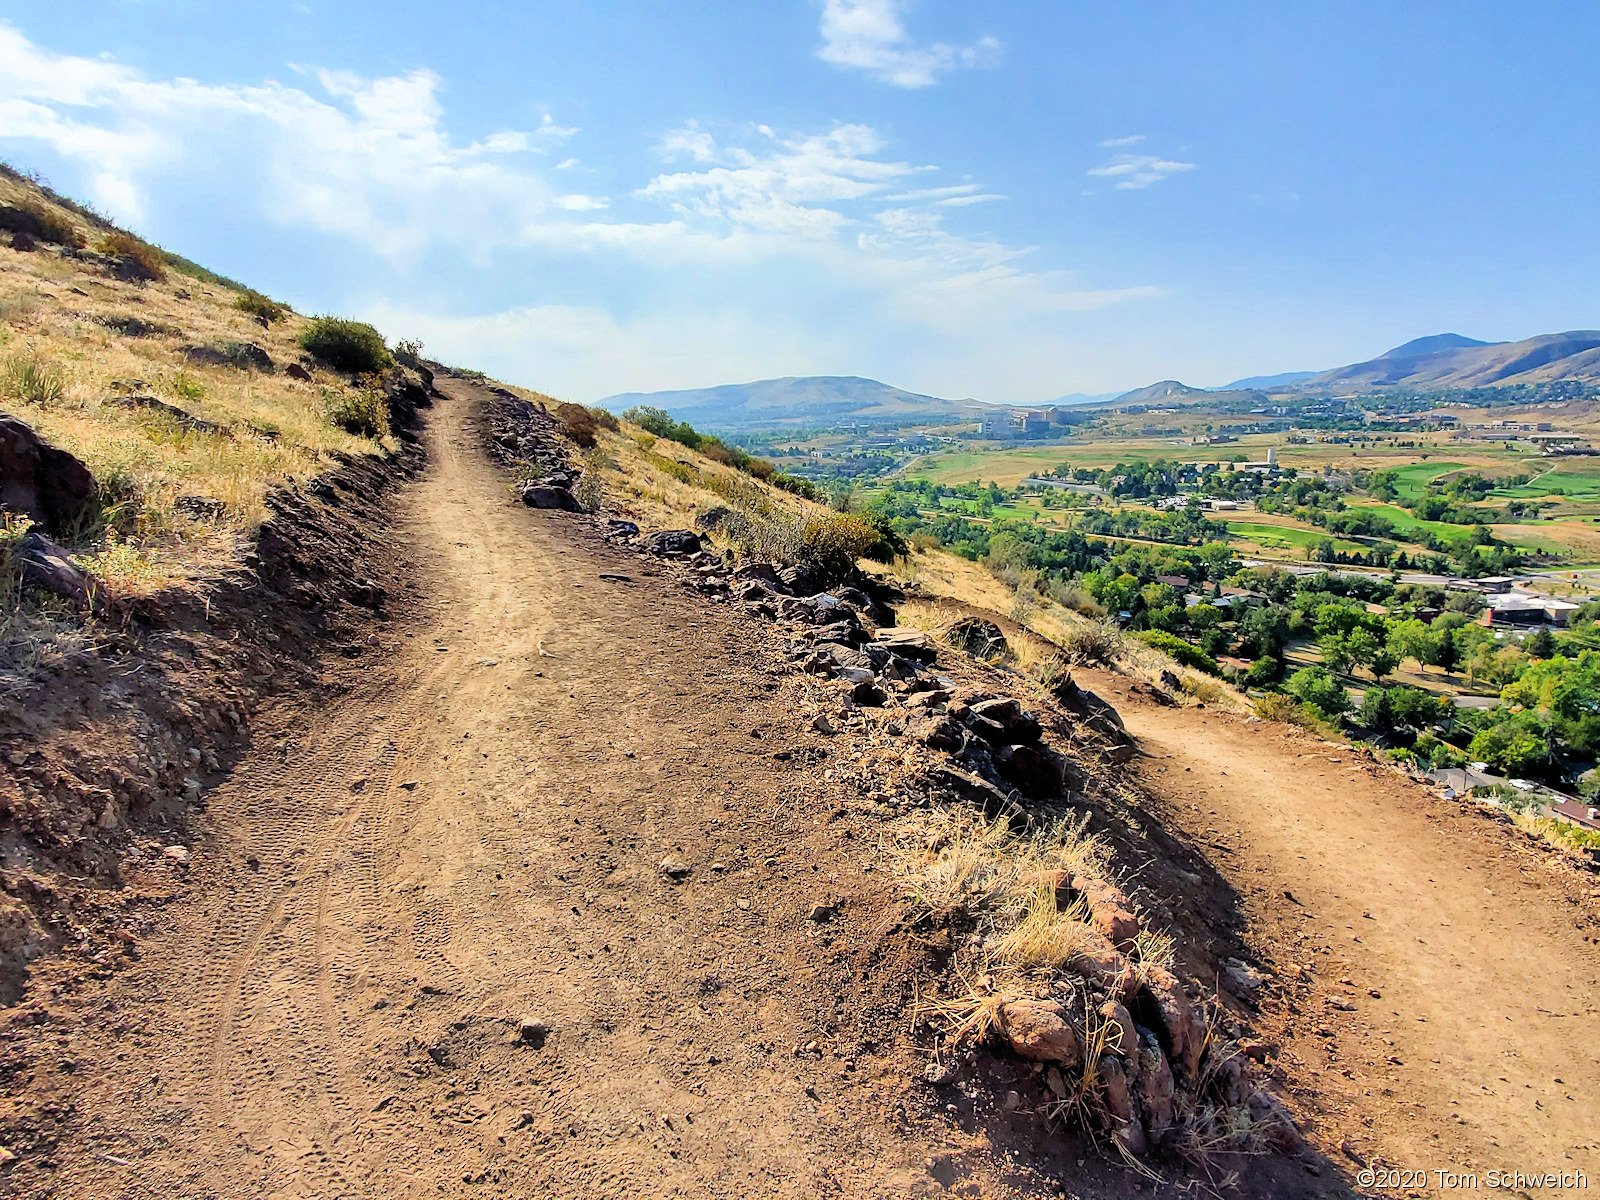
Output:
1087,669,1600,1187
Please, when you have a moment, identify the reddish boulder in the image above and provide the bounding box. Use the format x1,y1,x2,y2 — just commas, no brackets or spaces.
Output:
996,998,1082,1068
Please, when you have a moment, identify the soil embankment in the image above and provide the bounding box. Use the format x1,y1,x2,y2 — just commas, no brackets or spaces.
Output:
1087,669,1600,1185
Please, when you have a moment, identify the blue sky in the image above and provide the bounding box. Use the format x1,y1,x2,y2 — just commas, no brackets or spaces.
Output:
1,2,1597,403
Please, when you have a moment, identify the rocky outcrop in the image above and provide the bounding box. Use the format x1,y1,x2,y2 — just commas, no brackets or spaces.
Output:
0,414,99,538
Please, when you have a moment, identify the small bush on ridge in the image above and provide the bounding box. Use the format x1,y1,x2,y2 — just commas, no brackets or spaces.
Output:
325,375,388,439
299,317,393,374
235,289,286,322
99,232,167,281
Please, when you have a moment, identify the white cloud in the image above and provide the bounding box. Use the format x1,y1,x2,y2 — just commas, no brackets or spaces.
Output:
639,122,929,235
1087,152,1196,190
1099,134,1145,148
818,0,1000,88
0,22,576,258
0,23,1167,402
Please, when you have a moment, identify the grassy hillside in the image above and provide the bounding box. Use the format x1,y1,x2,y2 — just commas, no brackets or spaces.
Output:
0,167,398,595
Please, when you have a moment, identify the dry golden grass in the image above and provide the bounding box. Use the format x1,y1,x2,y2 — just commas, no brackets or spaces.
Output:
0,172,389,595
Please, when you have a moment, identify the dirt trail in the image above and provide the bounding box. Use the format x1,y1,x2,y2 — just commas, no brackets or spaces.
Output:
1085,670,1600,1185
12,380,973,1199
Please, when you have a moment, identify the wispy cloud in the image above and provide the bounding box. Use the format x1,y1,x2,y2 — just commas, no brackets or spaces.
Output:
0,23,587,258
0,23,1165,402
1087,152,1196,190
1098,134,1145,148
817,0,1000,88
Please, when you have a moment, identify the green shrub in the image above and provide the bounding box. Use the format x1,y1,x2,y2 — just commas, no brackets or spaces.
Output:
773,473,820,502
235,289,286,323
299,317,393,374
1135,629,1220,675
99,231,166,281
325,376,388,439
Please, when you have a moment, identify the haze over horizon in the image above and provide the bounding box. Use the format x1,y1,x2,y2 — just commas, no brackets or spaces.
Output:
1,2,1596,404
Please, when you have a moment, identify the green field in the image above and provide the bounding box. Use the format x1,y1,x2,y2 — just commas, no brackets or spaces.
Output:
1349,501,1477,543
1498,462,1600,501
1225,521,1365,553
1383,461,1473,501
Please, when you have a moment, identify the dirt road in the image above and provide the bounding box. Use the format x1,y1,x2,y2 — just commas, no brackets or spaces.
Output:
1086,671,1600,1187
11,380,982,1199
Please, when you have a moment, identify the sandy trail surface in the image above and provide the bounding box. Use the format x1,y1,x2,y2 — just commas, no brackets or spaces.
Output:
16,381,968,1199
1085,669,1600,1190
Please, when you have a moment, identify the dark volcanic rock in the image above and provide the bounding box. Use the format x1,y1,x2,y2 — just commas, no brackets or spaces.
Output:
18,529,104,612
968,697,1042,743
640,529,702,556
993,742,1067,798
517,481,582,511
0,414,98,538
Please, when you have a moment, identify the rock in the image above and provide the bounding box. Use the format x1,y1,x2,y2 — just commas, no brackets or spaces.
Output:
285,362,313,381
924,764,1018,817
993,743,1067,798
996,998,1082,1067
1224,957,1266,996
517,481,582,511
866,628,937,663
659,858,692,881
604,519,640,540
162,845,190,866
640,529,702,556
807,903,836,923
1098,999,1138,1055
517,1019,551,1048
182,342,274,372
904,689,949,710
810,713,836,735
912,715,964,752
778,561,829,596
1070,929,1135,997
348,579,386,609
1073,875,1142,952
1134,968,1205,1080
694,505,735,532
111,394,226,434
835,586,871,611
18,530,105,613
732,562,784,591
946,617,1009,658
1247,1089,1302,1151
0,414,99,538
1053,676,1127,738
736,581,770,603
965,713,1009,744
1136,1032,1176,1140
969,697,1042,743
1101,1055,1138,1124
174,494,226,521
1158,669,1181,692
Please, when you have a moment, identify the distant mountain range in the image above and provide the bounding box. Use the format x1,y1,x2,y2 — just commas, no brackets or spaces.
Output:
600,375,992,430
602,330,1600,430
